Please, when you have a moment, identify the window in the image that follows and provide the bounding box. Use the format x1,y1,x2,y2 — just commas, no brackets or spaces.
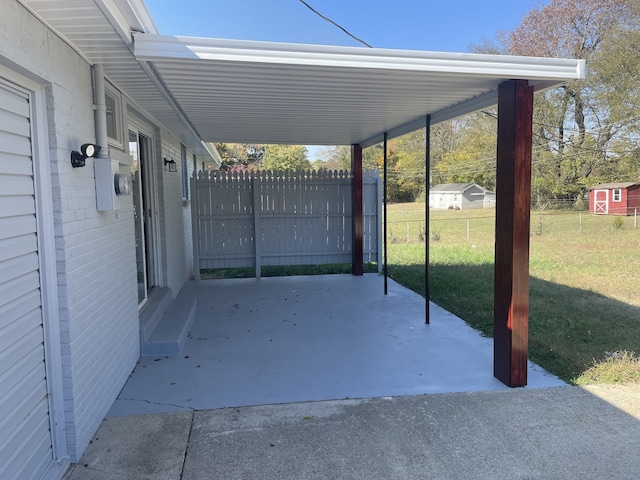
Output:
613,189,622,202
105,94,117,138
181,144,189,200
105,85,123,146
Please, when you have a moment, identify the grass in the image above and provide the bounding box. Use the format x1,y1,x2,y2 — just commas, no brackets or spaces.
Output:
201,262,378,279
575,351,640,385
386,203,640,384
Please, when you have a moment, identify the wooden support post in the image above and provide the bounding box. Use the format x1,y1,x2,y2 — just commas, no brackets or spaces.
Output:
352,144,364,275
494,79,534,387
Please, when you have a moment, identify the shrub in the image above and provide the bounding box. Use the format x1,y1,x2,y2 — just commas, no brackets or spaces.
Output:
612,216,624,230
575,351,640,385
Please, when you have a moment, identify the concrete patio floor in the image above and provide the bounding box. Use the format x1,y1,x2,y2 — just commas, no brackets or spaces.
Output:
109,274,563,417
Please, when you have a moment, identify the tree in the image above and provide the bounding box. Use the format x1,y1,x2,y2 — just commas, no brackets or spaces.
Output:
215,143,264,171
261,144,311,171
431,113,497,190
320,145,382,172
499,0,639,201
311,146,349,171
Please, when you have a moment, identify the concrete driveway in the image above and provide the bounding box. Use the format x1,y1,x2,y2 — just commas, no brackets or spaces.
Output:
66,384,640,479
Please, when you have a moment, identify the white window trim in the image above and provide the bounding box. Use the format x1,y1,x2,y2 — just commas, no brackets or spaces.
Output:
612,188,622,202
105,82,124,150
181,144,189,201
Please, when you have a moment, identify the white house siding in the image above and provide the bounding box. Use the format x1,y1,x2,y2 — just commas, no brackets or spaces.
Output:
158,132,192,296
429,192,461,210
430,184,494,210
1,1,139,462
461,185,486,210
183,153,197,280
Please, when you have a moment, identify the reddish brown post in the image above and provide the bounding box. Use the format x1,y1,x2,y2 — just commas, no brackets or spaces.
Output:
352,144,364,275
494,79,534,387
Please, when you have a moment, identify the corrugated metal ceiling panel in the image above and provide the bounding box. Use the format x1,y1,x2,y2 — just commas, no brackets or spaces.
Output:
134,34,584,146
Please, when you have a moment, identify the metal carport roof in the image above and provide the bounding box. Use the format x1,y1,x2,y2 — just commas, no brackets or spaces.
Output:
134,34,585,148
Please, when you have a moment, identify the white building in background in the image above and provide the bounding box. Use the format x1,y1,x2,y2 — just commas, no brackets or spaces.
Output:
429,183,496,210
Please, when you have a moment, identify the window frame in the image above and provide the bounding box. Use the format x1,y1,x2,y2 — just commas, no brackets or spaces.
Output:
105,83,124,149
181,144,189,200
612,188,622,202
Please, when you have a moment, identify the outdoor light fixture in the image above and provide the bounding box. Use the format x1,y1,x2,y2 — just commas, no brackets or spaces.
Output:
164,158,177,172
71,143,102,168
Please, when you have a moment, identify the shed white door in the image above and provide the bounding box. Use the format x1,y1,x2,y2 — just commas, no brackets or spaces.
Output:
594,189,608,214
0,80,55,479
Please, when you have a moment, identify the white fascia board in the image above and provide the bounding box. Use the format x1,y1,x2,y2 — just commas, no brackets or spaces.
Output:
134,34,585,81
95,0,158,47
359,79,575,148
123,0,159,34
202,142,222,168
360,90,502,148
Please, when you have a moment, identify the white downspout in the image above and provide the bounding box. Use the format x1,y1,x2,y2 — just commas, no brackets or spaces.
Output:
93,63,117,211
93,64,109,154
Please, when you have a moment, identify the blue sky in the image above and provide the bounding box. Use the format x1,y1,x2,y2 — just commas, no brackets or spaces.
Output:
145,0,542,53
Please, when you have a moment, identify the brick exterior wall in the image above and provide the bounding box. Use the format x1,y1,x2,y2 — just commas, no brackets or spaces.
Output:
0,1,199,462
158,131,196,296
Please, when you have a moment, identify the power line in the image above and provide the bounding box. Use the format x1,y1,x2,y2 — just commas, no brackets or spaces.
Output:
296,0,373,48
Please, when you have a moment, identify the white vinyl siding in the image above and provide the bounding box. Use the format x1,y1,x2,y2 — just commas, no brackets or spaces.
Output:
0,81,54,480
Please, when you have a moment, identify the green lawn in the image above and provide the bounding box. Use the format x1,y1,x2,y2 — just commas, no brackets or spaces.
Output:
386,203,640,384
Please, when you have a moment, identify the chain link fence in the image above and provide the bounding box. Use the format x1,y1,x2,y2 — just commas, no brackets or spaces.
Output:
387,209,640,244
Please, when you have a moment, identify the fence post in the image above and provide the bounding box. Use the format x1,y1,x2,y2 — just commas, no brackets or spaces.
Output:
252,173,262,278
635,208,637,229
377,174,383,272
579,212,582,234
467,218,470,241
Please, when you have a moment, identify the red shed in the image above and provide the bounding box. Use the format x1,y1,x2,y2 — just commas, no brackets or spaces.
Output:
589,182,640,215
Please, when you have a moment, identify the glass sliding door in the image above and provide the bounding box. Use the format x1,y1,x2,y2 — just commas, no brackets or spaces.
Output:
129,127,156,306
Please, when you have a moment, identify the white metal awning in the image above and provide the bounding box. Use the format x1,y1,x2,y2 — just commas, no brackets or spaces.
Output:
134,34,585,147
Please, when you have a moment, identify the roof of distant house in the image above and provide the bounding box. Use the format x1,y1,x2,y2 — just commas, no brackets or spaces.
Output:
429,183,493,193
589,182,638,190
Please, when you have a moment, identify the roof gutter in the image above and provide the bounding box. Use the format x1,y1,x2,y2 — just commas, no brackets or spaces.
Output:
134,34,585,80
93,2,218,162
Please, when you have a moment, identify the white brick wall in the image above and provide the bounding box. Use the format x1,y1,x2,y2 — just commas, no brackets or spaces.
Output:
2,1,139,461
159,132,194,296
183,155,196,279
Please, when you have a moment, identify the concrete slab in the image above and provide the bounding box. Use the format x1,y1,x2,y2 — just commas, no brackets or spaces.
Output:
62,411,193,480
71,385,640,480
109,274,564,417
181,386,640,480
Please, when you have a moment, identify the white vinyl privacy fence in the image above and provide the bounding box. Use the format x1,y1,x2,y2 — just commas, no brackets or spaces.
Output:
192,169,381,278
